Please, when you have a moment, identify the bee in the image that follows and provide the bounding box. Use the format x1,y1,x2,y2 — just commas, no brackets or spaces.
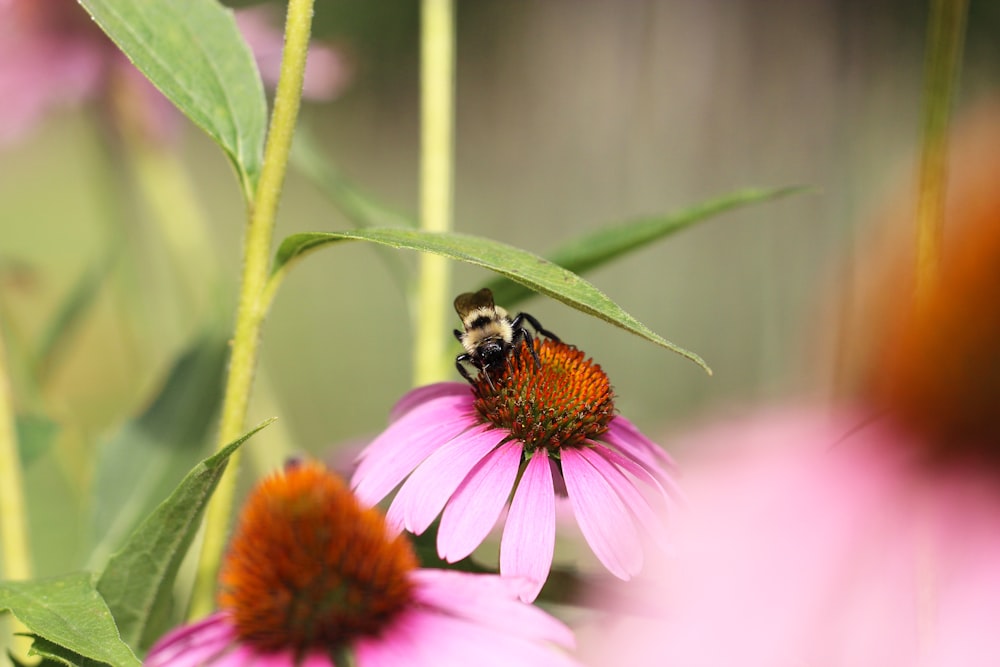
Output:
453,288,560,386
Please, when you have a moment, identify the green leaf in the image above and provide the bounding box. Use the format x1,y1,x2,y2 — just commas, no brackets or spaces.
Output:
88,333,229,569
269,229,710,372
16,414,59,467
290,130,416,230
27,636,110,667
78,0,267,200
0,573,140,667
289,130,414,293
96,419,274,652
33,253,116,386
487,186,806,307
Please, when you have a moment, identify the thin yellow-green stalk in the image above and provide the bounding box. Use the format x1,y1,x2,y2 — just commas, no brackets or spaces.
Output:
188,0,315,619
413,0,456,385
0,320,31,663
914,0,968,301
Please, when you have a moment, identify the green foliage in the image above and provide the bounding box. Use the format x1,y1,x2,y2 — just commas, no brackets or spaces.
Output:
270,229,711,372
0,574,140,667
96,419,274,652
26,636,112,667
15,414,58,467
88,333,229,568
486,186,806,308
78,0,267,200
33,255,116,386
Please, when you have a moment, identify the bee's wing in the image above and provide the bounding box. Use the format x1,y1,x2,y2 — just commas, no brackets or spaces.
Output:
454,288,495,316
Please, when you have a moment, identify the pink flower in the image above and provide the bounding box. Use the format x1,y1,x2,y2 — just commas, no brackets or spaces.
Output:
147,461,579,667
350,340,680,602
0,0,346,145
586,108,1000,666
585,410,1000,667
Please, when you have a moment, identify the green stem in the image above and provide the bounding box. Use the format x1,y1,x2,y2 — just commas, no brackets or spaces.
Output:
188,0,315,620
0,326,29,582
0,316,31,663
914,0,968,301
413,0,456,386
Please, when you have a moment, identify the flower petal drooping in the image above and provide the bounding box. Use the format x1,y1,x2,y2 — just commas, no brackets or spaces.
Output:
500,450,556,602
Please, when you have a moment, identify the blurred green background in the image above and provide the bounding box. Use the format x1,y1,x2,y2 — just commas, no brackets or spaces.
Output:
1,0,998,578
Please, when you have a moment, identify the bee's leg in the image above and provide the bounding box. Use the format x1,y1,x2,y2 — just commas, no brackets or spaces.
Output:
453,329,464,342
516,326,542,369
455,355,476,384
512,313,560,342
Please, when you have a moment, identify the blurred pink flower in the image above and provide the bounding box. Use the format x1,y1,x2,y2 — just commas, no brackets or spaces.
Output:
235,6,350,102
0,0,113,144
0,0,347,145
587,105,1000,667
586,410,1000,667
350,340,680,602
147,461,580,667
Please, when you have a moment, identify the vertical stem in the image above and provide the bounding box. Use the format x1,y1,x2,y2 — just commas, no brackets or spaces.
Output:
0,319,31,663
413,0,456,386
188,0,315,620
914,0,968,301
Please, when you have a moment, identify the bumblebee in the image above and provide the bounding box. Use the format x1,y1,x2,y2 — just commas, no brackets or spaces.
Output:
453,288,559,386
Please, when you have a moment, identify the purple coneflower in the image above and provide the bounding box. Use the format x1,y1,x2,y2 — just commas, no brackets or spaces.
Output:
146,461,579,667
350,339,680,602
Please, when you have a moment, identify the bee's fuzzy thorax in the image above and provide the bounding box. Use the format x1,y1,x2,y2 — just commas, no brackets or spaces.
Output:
460,306,513,355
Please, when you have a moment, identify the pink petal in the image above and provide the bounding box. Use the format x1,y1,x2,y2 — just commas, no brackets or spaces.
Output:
561,447,643,580
437,441,523,562
210,645,270,667
602,426,686,504
355,393,471,464
411,570,575,648
389,382,470,422
145,614,234,667
299,654,336,667
590,440,679,508
354,610,426,667
350,397,476,507
605,417,676,469
388,609,581,667
386,424,504,535
500,450,556,602
588,445,670,551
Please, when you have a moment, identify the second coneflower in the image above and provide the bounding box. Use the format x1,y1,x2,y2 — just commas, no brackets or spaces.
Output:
146,460,579,666
350,339,680,602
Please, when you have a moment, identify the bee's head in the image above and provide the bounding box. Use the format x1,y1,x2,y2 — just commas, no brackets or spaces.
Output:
475,338,507,367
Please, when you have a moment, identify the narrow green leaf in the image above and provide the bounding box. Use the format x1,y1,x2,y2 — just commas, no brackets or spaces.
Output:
16,414,59,467
269,229,710,372
291,131,416,230
0,573,140,667
96,419,274,652
289,130,414,293
78,0,267,199
27,636,110,667
88,333,229,569
33,250,118,386
487,186,806,307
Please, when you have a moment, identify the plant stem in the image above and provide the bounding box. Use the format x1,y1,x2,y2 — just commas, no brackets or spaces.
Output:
413,0,456,386
914,0,968,301
0,327,29,581
0,317,31,663
188,0,315,620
